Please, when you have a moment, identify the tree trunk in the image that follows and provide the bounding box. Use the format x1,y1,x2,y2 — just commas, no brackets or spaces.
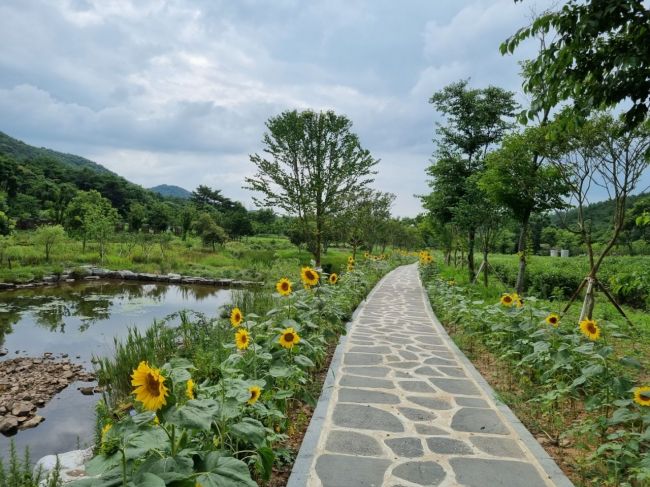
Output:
467,228,475,282
515,215,530,295
482,246,489,287
579,277,596,322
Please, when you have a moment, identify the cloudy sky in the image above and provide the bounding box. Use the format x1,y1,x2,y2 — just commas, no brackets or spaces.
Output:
0,0,554,216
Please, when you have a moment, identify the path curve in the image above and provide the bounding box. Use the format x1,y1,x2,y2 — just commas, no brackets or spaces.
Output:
288,264,573,487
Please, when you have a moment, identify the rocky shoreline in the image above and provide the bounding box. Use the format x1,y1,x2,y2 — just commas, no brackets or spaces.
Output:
0,356,96,436
0,266,263,291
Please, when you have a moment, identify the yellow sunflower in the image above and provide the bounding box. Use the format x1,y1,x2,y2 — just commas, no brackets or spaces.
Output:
579,318,601,341
301,267,319,286
347,262,355,272
545,313,560,327
276,278,292,296
511,292,524,308
248,385,262,405
329,273,338,285
347,255,355,263
230,307,243,327
131,361,169,411
363,251,369,258
500,293,514,307
633,386,650,407
101,423,112,443
186,379,195,400
235,328,250,350
279,327,300,349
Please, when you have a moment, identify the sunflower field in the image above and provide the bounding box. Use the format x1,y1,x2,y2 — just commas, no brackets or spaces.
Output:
420,261,650,486
66,253,414,487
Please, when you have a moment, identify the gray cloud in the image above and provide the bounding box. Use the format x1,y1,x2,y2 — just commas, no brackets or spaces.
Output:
0,0,558,216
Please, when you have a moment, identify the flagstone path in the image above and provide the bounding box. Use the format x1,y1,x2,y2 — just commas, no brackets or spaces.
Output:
288,264,573,487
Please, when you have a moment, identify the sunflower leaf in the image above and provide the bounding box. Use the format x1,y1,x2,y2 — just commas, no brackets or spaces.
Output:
229,418,267,448
198,453,257,487
164,399,220,431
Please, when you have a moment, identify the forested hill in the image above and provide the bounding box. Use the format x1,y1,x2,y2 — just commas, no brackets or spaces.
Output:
0,131,114,175
149,184,191,199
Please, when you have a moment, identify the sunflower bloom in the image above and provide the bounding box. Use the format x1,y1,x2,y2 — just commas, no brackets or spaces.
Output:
329,273,338,285
301,267,319,286
230,307,243,327
101,423,112,443
235,328,250,350
500,294,514,307
248,385,262,405
347,262,355,272
131,361,169,411
579,319,601,341
186,379,195,400
633,386,650,407
545,313,560,327
511,292,524,308
279,327,300,349
276,278,292,296
347,255,355,263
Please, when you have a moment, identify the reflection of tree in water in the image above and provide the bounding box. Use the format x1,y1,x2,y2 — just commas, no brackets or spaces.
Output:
0,306,21,348
178,285,220,301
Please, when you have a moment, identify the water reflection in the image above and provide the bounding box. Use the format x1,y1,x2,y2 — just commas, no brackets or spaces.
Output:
0,280,231,461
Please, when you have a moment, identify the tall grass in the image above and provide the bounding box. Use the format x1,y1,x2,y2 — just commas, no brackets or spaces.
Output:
0,442,61,487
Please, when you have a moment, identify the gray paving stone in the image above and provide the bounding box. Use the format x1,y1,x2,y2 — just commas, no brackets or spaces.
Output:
423,356,456,366
390,361,421,369
426,437,473,455
436,366,466,377
413,366,443,377
456,397,489,408
451,407,509,435
340,375,395,389
470,436,525,458
406,396,453,410
344,352,383,366
385,437,424,458
414,424,449,436
397,407,436,422
339,388,400,404
450,458,548,487
333,404,404,432
398,381,436,393
398,350,419,360
415,335,444,346
325,430,384,456
392,461,446,486
349,345,393,354
395,371,413,378
430,378,481,396
316,454,391,487
342,366,390,377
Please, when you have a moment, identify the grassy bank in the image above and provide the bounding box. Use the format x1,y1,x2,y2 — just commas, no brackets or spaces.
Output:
0,231,353,285
422,259,650,486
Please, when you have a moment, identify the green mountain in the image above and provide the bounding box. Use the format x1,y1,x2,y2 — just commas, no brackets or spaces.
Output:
149,184,192,199
0,131,115,175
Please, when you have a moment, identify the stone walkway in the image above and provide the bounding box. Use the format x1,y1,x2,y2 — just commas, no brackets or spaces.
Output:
288,264,572,487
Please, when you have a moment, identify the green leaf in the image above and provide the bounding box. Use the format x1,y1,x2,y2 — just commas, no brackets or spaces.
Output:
230,418,268,448
256,447,275,482
197,453,257,487
294,354,315,367
134,473,166,487
269,365,292,378
620,356,643,369
274,389,293,400
164,399,220,431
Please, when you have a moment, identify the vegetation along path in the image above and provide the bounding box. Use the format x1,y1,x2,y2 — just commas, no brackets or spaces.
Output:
289,264,573,487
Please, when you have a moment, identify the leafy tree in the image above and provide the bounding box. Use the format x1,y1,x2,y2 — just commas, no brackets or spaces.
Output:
224,209,253,240
65,190,118,252
246,109,378,266
84,201,118,262
338,190,395,257
178,206,196,241
424,80,518,280
194,213,227,251
481,126,569,293
34,225,66,262
148,201,172,233
502,0,650,129
128,202,147,232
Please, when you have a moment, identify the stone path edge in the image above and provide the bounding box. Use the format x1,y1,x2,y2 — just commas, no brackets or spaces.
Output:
286,267,396,487
418,273,575,487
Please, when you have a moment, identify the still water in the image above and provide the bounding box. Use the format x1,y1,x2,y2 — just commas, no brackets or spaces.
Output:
0,280,231,462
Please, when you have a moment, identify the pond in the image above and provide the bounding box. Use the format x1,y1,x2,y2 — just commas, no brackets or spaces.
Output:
0,280,231,462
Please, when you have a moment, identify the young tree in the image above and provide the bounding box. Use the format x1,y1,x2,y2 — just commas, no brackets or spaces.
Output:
64,190,117,252
246,109,378,266
552,113,650,320
84,202,118,263
194,213,227,251
34,225,66,262
424,80,517,280
481,126,569,293
503,0,650,129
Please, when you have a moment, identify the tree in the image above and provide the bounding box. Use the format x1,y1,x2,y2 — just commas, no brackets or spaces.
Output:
338,190,395,257
193,213,227,251
64,190,118,252
34,225,66,262
246,110,378,266
481,126,569,293
424,80,518,280
178,206,196,241
128,202,147,232
148,201,172,233
502,0,650,129
84,202,118,263
551,113,650,320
